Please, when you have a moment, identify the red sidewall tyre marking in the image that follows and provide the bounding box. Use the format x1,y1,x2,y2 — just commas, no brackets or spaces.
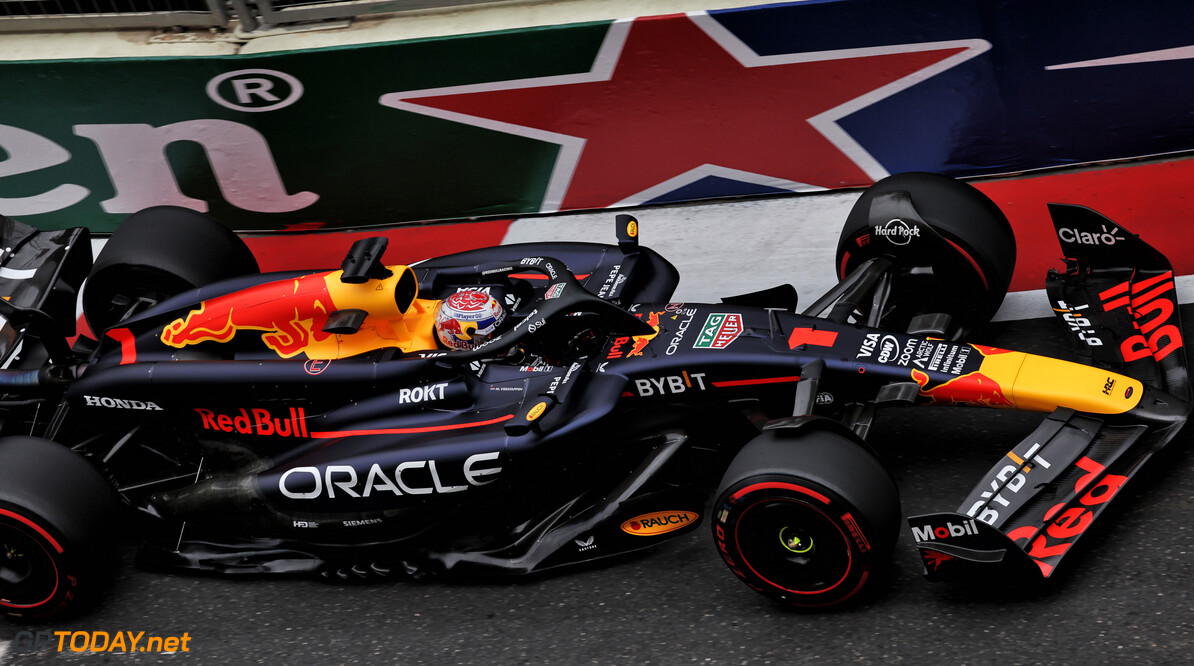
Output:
731,481,830,505
734,497,853,596
0,508,64,554
0,511,62,610
943,238,989,290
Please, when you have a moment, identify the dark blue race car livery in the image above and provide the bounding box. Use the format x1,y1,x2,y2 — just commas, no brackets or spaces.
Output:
0,173,1186,619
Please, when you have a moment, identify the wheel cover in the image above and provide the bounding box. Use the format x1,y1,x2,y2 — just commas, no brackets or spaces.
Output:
735,498,853,595
778,526,815,555
0,512,61,610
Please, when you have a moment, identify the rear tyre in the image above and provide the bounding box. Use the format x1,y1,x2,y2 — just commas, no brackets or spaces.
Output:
84,206,259,335
835,172,1016,337
712,427,900,609
0,437,122,620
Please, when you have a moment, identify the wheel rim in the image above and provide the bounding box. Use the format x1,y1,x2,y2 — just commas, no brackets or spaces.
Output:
0,520,60,609
778,526,815,555
735,498,852,595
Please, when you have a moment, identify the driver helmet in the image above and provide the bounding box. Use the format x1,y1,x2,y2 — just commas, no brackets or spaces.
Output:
435,290,507,351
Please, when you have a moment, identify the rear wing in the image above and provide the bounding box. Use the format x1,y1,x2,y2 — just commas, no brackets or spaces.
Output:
910,205,1189,582
0,216,92,367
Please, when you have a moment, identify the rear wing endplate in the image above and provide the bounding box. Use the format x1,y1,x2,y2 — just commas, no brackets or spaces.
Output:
0,216,91,364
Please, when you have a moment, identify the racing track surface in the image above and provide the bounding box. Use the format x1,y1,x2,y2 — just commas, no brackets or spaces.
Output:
2,307,1192,665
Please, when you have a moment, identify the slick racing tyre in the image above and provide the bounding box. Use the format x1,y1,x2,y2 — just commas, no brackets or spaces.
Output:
712,427,900,609
0,437,122,620
84,206,260,335
835,172,1016,338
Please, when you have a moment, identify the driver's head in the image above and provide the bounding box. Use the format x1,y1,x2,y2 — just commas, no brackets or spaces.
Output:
435,290,507,351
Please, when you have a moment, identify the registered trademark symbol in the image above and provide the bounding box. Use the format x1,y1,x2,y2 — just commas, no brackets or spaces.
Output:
206,69,304,112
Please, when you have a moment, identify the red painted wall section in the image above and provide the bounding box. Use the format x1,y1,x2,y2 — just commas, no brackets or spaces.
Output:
974,159,1194,292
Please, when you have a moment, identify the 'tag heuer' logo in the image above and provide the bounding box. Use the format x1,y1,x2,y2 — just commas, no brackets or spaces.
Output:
620,511,699,536
693,313,742,350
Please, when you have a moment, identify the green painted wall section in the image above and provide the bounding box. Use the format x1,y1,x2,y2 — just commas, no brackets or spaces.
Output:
0,22,609,232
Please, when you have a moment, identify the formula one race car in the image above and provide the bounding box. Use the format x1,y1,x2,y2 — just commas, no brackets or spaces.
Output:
0,173,1187,619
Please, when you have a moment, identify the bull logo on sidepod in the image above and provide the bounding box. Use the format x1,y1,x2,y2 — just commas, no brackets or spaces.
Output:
162,266,431,359
161,273,340,358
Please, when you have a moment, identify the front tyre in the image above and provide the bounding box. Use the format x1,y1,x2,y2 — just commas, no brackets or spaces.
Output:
712,427,900,609
835,172,1016,338
0,437,122,620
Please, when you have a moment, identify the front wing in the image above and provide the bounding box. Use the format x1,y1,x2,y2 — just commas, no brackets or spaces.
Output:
910,204,1190,582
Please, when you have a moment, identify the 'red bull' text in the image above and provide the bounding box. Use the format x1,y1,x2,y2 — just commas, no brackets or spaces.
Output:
195,407,309,438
